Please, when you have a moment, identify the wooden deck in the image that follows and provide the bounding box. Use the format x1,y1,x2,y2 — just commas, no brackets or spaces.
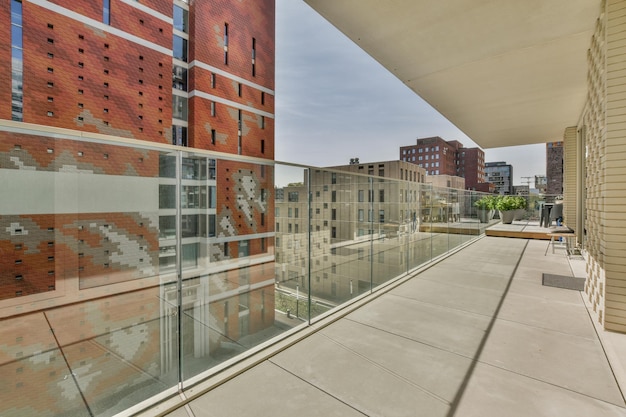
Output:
485,220,561,240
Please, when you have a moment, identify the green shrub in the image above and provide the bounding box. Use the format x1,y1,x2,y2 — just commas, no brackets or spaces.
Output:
495,195,526,211
474,195,497,210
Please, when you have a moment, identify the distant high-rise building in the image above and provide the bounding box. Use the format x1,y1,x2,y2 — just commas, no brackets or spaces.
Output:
513,185,530,196
546,142,564,195
535,175,548,194
399,136,484,189
458,147,486,189
485,161,514,195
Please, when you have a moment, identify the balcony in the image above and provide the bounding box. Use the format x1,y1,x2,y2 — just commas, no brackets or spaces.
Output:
1,123,624,416
146,238,626,417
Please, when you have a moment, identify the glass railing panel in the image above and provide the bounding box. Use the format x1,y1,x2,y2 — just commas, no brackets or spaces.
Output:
458,190,479,244
307,169,373,310
0,131,180,417
180,156,276,382
426,185,450,259
406,182,432,270
274,164,311,322
370,176,406,287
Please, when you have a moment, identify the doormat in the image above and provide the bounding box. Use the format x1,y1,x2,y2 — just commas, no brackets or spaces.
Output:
542,273,585,291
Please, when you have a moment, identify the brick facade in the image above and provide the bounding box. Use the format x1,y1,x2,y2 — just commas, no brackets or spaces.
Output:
0,1,276,413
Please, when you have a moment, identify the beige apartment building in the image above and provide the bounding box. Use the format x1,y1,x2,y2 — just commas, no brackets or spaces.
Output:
274,160,427,302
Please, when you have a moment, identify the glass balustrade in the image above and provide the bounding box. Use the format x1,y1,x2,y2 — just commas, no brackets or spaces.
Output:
0,126,493,416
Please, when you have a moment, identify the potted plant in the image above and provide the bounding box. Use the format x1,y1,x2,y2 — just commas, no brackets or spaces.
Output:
513,196,527,221
474,195,496,223
495,195,523,224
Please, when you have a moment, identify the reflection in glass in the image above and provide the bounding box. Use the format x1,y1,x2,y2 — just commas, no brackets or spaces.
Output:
173,35,188,62
0,129,489,416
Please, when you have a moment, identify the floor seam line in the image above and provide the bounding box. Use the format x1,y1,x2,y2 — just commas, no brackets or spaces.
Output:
341,317,480,363
317,331,452,406
267,359,370,416
475,359,626,409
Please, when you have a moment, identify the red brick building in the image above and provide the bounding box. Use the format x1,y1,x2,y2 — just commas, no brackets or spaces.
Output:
400,136,485,190
0,2,276,414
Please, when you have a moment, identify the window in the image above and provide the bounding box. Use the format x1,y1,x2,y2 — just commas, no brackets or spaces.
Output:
331,173,336,184
379,190,384,202
251,37,256,76
358,209,364,222
288,191,299,202
173,5,188,33
358,190,364,202
331,209,336,220
238,240,249,257
11,0,23,121
331,191,336,202
103,0,110,24
173,35,188,62
211,129,216,145
379,210,385,223
172,65,187,90
223,23,229,64
172,125,188,146
172,95,187,120
331,227,336,238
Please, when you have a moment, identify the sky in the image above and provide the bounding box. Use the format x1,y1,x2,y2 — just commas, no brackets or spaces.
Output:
274,0,546,187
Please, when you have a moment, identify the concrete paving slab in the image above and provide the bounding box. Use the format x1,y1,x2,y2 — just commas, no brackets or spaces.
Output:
187,362,364,417
454,361,626,417
389,278,504,317
507,278,584,303
271,332,450,417
479,319,625,406
498,292,594,338
418,263,513,292
346,294,491,357
320,319,473,403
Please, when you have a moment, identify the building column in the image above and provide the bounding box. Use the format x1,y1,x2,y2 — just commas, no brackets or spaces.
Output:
584,0,626,333
562,126,577,235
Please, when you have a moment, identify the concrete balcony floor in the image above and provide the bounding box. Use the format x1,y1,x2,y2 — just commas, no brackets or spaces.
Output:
151,237,626,417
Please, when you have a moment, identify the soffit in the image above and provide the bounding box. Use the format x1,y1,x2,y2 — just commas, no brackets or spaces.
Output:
304,0,600,148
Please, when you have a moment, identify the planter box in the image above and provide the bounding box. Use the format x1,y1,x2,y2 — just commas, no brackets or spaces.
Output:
477,209,491,223
513,208,525,221
499,210,515,224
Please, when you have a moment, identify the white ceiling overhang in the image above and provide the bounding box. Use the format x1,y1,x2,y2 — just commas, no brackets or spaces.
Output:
304,0,601,148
